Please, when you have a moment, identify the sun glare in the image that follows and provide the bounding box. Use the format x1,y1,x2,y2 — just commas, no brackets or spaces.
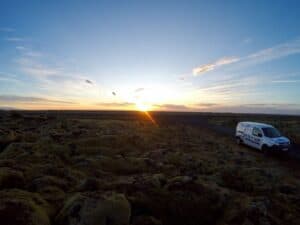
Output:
135,102,151,112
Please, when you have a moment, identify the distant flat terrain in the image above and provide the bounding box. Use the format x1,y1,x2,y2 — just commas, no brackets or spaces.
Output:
0,110,300,225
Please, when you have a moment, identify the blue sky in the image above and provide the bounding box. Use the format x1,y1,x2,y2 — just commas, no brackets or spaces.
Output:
0,0,300,114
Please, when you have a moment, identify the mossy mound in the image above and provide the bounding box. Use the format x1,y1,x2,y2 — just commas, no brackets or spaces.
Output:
56,192,131,225
0,129,19,152
130,179,229,225
220,166,282,193
0,189,51,225
0,167,25,189
0,142,34,159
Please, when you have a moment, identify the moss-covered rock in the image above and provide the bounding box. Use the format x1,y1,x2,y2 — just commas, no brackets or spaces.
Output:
29,175,68,192
0,167,25,189
132,215,162,225
0,189,51,225
0,142,34,159
75,177,101,192
130,180,229,225
96,156,148,174
56,192,131,225
220,166,281,193
0,130,19,152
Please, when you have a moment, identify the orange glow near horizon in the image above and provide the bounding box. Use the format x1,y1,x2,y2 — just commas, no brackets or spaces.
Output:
143,111,158,125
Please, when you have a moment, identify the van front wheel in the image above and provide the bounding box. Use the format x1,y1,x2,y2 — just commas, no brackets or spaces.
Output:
236,137,242,145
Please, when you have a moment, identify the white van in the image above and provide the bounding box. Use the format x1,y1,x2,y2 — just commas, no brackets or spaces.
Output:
236,122,290,152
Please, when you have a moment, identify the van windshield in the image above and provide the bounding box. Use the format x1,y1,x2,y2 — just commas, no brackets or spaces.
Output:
262,127,281,138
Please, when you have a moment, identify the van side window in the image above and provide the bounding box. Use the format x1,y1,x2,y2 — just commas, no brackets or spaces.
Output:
252,127,262,137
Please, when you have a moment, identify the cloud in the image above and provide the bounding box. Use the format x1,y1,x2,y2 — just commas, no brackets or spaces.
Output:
85,79,93,84
96,102,135,108
0,27,15,32
243,103,300,108
271,79,300,83
5,37,25,42
192,38,300,77
15,56,102,100
193,57,239,76
243,38,252,44
154,104,191,111
23,66,60,77
15,46,42,57
196,81,250,93
205,103,300,115
0,106,18,110
194,103,219,107
17,57,61,77
135,88,144,92
0,95,75,105
0,76,21,83
0,72,23,84
16,46,26,50
243,38,300,65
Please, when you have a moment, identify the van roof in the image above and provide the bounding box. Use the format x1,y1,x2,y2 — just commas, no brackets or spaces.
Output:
238,121,274,128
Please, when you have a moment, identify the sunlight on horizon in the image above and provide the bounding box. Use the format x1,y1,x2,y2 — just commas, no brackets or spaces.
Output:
135,102,152,112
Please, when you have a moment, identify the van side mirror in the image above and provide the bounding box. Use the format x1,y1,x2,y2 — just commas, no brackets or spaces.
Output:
258,133,262,138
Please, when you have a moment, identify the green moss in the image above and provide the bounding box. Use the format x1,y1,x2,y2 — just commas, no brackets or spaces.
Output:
0,189,51,225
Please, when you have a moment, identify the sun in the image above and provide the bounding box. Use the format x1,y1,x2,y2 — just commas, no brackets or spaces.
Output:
135,102,151,112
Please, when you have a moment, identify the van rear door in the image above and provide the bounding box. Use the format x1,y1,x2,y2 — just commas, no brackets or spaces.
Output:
250,127,263,149
243,126,252,146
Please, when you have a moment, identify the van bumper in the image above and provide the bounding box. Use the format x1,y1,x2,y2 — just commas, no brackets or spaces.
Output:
271,144,290,152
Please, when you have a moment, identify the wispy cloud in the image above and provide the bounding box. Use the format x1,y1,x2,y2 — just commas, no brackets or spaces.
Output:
16,46,26,50
15,54,101,101
192,38,300,77
0,72,23,84
96,102,135,109
244,103,300,107
154,104,191,111
243,37,252,44
271,79,300,83
247,39,300,62
16,46,42,57
240,38,300,66
193,103,219,107
0,95,75,105
234,103,300,115
135,88,144,92
196,77,259,93
5,37,26,42
22,65,60,77
194,103,300,115
193,57,239,76
0,76,21,83
0,27,15,32
17,57,64,78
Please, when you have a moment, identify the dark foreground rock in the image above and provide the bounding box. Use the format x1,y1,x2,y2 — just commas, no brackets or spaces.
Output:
0,189,51,225
56,192,131,225
129,178,229,225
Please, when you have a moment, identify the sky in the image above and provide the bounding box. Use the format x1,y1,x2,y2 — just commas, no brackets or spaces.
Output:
0,0,300,114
